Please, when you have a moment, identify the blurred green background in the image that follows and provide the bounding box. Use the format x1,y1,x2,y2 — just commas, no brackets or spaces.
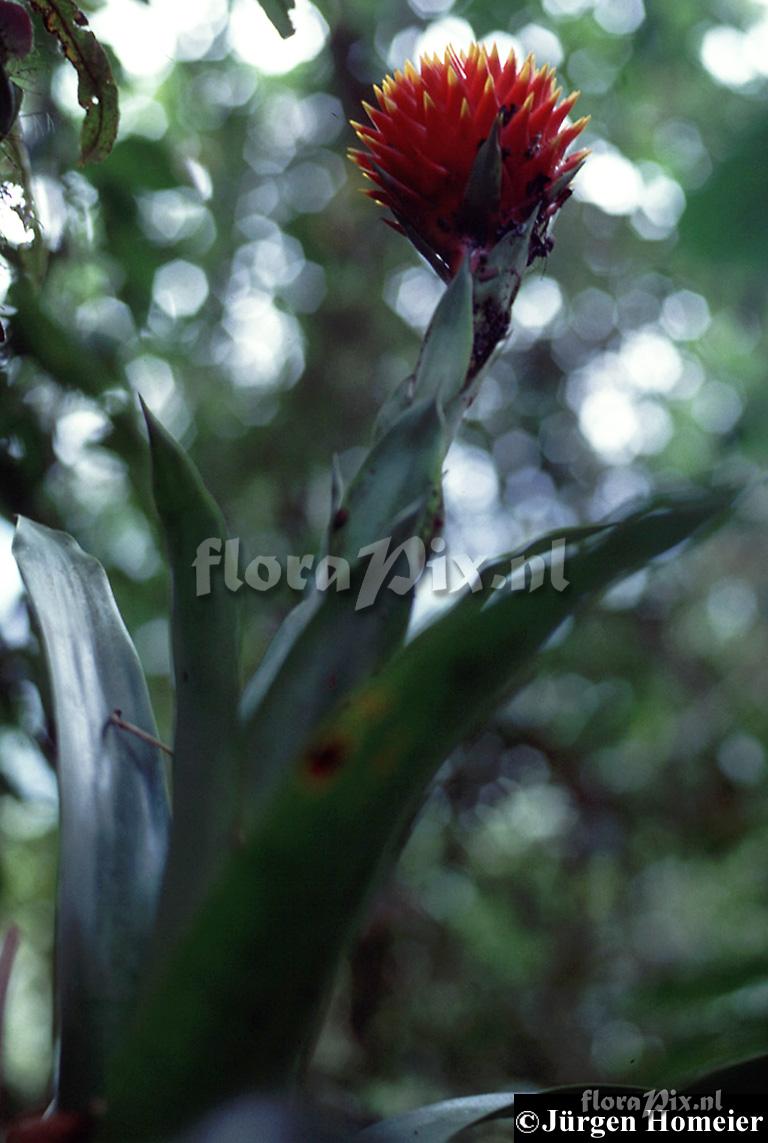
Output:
1,0,767,1126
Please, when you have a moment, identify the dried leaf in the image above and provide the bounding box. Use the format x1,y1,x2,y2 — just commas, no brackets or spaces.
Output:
29,0,118,164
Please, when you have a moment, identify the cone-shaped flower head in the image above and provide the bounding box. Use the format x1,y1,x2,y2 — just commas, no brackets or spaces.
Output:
349,43,588,277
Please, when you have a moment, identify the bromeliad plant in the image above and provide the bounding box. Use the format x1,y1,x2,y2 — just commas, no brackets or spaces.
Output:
5,42,742,1143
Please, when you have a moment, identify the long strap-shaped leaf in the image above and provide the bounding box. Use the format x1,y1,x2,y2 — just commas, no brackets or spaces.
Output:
104,486,734,1140
142,406,241,974
12,518,170,1110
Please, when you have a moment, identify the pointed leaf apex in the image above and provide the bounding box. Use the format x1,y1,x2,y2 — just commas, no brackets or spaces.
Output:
457,115,502,239
519,56,533,84
547,154,588,200
140,397,163,443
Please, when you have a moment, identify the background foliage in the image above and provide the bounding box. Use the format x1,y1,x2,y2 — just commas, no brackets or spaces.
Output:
0,0,767,1129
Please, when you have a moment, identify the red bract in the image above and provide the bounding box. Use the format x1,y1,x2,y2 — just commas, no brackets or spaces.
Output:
349,43,588,275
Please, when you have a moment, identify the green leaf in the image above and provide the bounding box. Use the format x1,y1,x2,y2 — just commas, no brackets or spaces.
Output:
236,224,479,802
457,118,502,239
239,596,317,724
312,489,734,798
12,517,169,1110
239,398,446,817
141,404,241,971
220,274,475,926
332,397,444,561
356,1092,520,1141
412,258,473,409
372,373,416,443
29,0,119,164
104,486,733,1140
238,270,469,823
374,258,472,442
239,497,429,816
257,0,296,38
238,394,445,822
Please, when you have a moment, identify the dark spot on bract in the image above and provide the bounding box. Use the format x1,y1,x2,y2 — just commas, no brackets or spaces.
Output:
525,133,542,159
305,738,347,782
526,172,550,197
528,228,555,266
332,507,348,531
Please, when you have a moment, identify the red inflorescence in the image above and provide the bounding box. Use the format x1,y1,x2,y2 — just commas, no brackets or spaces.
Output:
349,43,589,275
